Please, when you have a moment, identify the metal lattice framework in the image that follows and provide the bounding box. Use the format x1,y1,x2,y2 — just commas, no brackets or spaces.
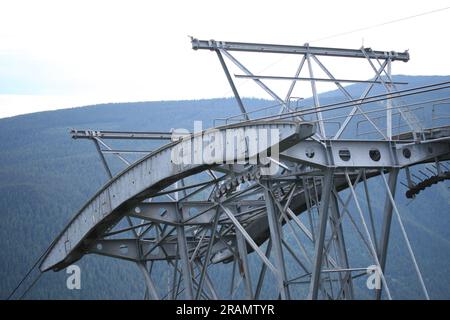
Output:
38,38,450,300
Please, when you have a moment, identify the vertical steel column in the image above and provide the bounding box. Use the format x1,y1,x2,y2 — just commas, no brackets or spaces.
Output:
308,169,334,299
195,208,220,299
330,193,354,299
171,258,180,300
386,58,392,139
264,182,290,300
376,168,399,299
362,169,379,253
176,207,194,299
303,177,316,243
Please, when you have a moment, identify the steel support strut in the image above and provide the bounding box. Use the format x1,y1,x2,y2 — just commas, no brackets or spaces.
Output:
137,262,160,300
376,168,398,299
380,171,430,299
176,208,194,299
263,181,290,299
236,229,254,299
308,169,334,299
306,52,326,138
329,193,354,299
215,50,249,120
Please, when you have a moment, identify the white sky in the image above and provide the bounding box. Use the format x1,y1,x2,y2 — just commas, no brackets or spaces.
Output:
0,0,449,118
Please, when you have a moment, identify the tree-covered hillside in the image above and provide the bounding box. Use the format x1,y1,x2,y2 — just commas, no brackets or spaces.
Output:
1,76,449,299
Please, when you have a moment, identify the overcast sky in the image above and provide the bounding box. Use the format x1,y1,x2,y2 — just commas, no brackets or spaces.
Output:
0,0,449,118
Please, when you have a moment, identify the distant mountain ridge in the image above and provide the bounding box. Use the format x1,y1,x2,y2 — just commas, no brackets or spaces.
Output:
1,75,449,299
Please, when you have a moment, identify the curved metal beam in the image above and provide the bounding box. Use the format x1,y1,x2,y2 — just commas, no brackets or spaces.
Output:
40,121,313,271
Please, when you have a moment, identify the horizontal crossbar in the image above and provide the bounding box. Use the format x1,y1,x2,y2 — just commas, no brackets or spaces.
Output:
191,38,410,61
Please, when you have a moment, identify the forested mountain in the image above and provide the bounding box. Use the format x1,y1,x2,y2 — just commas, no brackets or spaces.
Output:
1,75,449,299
